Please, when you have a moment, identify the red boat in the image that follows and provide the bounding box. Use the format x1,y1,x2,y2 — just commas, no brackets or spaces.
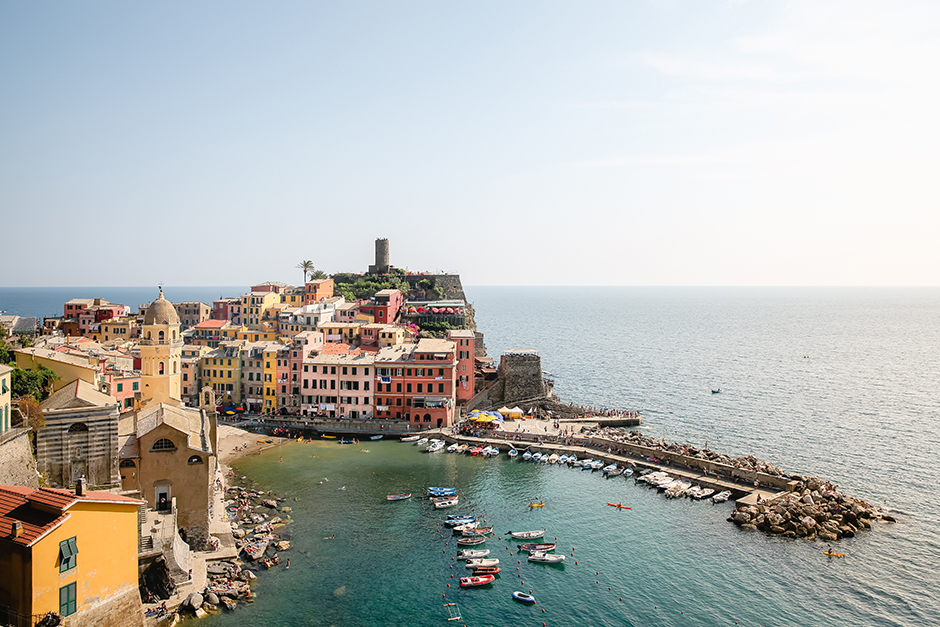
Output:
470,446,485,455
472,567,501,575
459,574,496,587
606,502,632,509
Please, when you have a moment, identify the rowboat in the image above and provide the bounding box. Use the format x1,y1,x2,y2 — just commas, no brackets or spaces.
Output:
590,460,604,470
462,526,493,536
508,449,519,458
539,454,550,464
426,440,445,453
456,536,486,546
456,444,469,453
606,502,632,510
528,551,565,563
567,455,578,466
386,493,411,501
400,435,421,442
429,495,458,502
522,451,532,461
665,481,692,498
531,452,542,462
602,464,618,474
512,591,536,604
508,530,544,539
558,454,569,463
581,459,594,470
464,558,499,568
451,521,478,532
444,518,475,528
446,443,460,453
518,543,555,552
469,446,484,456
459,574,495,587
435,499,459,509
414,437,429,446
370,435,383,440
548,454,560,464
606,467,624,477
456,549,490,560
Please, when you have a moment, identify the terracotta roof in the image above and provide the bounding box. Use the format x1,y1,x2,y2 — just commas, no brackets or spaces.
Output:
0,486,143,547
194,319,229,329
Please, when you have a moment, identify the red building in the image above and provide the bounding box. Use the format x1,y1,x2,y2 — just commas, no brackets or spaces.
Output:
359,289,403,325
374,338,456,428
447,329,476,403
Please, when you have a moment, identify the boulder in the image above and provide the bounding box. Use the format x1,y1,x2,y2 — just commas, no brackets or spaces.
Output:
740,524,758,532
223,601,238,612
732,511,752,525
769,525,787,535
205,592,220,606
186,592,204,611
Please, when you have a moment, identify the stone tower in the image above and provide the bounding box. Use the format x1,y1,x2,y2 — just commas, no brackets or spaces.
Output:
139,289,183,408
369,238,391,274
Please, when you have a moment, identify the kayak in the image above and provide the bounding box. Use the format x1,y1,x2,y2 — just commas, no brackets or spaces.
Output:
823,551,845,557
606,502,632,509
512,591,536,604
528,502,545,507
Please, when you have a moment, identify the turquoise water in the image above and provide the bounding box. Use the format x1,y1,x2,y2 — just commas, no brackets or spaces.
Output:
202,287,940,627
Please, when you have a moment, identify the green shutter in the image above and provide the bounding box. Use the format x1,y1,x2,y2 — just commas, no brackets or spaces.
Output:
59,537,78,571
59,582,77,616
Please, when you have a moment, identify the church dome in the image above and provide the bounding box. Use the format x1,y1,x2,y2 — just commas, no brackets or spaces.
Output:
143,290,180,326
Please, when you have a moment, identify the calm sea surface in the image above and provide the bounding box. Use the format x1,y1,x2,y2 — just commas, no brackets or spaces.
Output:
4,286,938,626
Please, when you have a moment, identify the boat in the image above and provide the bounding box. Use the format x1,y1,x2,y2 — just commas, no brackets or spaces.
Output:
606,467,624,477
508,530,544,539
452,521,478,532
428,487,457,495
508,449,519,458
665,481,692,498
456,536,486,546
435,499,459,509
400,435,420,442
512,591,536,604
321,435,337,439
414,437,429,446
370,435,383,440
446,443,460,453
469,446,485,456
528,501,545,508
590,460,604,471
456,444,469,454
548,453,560,464
687,486,715,500
464,558,499,569
606,502,632,510
387,493,412,501
444,518,475,528
462,526,493,536
531,452,542,462
567,455,578,466
429,495,458,502
472,567,501,575
581,459,594,470
456,549,490,560
518,542,555,552
538,454,550,464
823,551,846,557
426,440,445,453
447,513,472,519
459,574,496,587
602,464,618,474
522,451,532,461
712,490,732,503
528,551,565,563
623,468,634,476
558,454,569,464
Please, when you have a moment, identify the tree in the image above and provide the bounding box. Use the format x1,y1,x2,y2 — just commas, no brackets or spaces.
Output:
310,269,327,280
15,396,45,433
296,260,314,284
12,365,59,402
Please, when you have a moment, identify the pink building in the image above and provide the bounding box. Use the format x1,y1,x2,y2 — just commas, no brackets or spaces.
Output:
212,297,242,325
100,370,140,412
360,289,403,325
447,329,476,403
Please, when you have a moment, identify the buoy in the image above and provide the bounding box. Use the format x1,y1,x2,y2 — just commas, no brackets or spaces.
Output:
609,587,611,590
443,594,446,598
575,561,578,564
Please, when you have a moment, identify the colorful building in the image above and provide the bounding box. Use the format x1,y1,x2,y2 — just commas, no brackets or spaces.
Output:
240,292,280,329
200,342,245,406
172,301,211,330
359,289,403,325
0,364,12,437
15,347,98,393
303,279,334,305
188,319,242,348
0,485,145,626
374,338,457,427
447,329,477,403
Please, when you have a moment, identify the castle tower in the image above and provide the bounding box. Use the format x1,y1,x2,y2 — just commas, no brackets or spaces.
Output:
139,289,183,407
369,238,391,274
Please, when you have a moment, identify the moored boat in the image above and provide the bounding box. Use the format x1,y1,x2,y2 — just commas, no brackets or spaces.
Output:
528,551,565,563
462,526,493,536
428,487,456,495
712,490,732,503
446,443,460,453
456,549,490,560
459,574,496,587
522,451,532,461
472,567,501,575
548,454,560,464
518,542,556,552
469,446,485,456
508,448,519,458
370,435,383,440
386,493,411,501
508,530,544,539
414,437,429,446
456,535,486,546
531,452,542,462
464,558,499,569
426,440,445,453
435,499,459,509
400,435,420,442
512,591,536,604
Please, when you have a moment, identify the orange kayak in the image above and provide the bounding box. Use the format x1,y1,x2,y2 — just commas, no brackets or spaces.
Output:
606,502,632,509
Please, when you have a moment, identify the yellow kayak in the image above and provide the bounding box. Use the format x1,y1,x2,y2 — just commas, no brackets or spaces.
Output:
528,502,545,508
823,551,845,557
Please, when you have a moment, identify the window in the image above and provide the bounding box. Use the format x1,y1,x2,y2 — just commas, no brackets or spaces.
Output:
59,582,77,616
364,381,370,391
188,455,204,465
406,383,412,393
158,362,165,375
151,438,176,452
133,382,139,391
417,384,423,393
396,383,402,393
59,537,78,572
439,383,445,393
117,383,123,392
183,373,188,381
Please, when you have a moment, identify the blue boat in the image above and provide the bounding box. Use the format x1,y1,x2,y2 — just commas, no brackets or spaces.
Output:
522,451,532,461
512,591,536,604
428,487,457,496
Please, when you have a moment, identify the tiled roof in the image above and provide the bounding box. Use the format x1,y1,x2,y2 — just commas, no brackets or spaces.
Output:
42,379,117,411
194,320,229,329
0,486,143,547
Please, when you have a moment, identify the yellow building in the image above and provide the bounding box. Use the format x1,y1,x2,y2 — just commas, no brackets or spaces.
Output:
0,484,145,626
0,364,12,436
138,291,183,409
200,341,245,405
14,347,98,393
319,322,363,345
99,317,138,343
240,292,279,329
262,345,279,413
235,328,280,343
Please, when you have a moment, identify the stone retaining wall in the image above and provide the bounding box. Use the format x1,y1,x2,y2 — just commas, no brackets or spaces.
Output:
0,428,39,488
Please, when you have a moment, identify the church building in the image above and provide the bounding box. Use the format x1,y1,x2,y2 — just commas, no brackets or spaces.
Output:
118,290,219,549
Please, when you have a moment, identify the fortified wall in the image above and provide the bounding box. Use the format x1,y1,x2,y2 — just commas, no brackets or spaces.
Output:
474,350,548,410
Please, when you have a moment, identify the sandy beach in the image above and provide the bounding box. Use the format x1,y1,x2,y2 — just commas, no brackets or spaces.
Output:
218,423,290,466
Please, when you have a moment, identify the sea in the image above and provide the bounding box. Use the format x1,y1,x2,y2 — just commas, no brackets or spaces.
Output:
3,286,938,626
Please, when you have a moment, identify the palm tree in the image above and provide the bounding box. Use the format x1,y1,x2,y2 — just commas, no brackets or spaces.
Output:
310,269,327,280
297,260,314,284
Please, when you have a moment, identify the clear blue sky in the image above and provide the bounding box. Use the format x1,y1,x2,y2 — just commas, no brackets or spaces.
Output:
2,1,937,287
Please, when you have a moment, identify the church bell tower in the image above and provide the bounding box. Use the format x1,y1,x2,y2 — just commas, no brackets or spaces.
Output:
139,289,183,407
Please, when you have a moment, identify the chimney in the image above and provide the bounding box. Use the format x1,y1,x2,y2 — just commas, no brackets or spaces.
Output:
12,521,23,538
75,476,85,497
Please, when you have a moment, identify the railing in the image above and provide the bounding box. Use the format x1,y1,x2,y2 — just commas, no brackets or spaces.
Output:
0,605,55,627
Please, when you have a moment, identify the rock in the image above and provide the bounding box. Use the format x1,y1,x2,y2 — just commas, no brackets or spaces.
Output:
732,511,752,525
240,570,256,581
186,592,204,611
839,526,855,538
881,514,897,523
224,601,238,612
194,608,208,619
202,603,219,613
802,494,815,506
783,530,797,538
769,525,787,535
740,524,758,532
205,592,220,606
276,541,291,551
233,529,246,539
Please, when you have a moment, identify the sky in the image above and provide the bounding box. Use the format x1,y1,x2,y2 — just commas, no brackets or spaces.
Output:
1,1,938,287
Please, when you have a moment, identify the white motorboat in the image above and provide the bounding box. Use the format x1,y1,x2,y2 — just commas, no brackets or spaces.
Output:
528,551,565,564
602,464,618,474
452,521,479,532
465,558,500,569
400,435,421,442
435,499,459,509
548,454,560,464
539,454,550,464
508,449,519,458
688,486,715,500
567,456,578,466
712,490,732,503
590,460,604,471
446,442,460,453
426,440,445,453
531,452,542,462
414,437,429,446
664,481,691,498
457,549,490,560
581,459,594,470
